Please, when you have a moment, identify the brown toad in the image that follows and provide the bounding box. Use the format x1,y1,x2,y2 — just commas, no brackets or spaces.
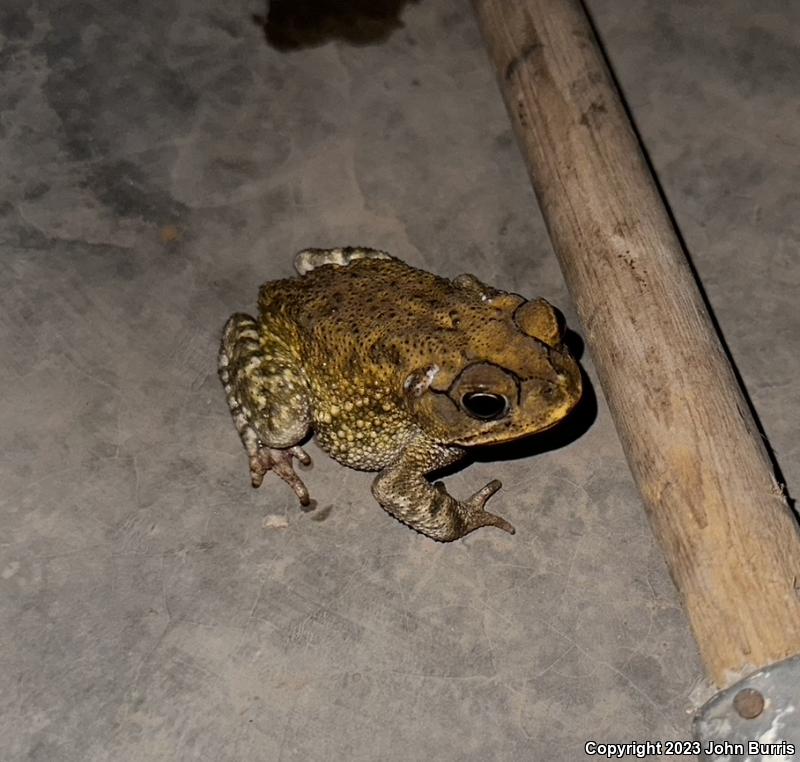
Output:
218,247,582,541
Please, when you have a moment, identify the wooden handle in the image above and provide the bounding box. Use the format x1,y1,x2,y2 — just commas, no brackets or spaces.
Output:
473,0,800,688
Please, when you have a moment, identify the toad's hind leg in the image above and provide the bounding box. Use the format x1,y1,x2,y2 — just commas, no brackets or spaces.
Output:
218,313,312,505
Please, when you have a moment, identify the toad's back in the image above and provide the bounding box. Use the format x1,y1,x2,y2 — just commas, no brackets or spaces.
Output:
256,249,541,387
259,252,471,339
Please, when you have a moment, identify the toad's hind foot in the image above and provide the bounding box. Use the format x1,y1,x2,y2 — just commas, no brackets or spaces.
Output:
293,246,392,275
250,445,312,506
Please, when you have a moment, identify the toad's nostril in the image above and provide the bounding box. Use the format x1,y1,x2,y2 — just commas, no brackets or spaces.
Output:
541,382,559,400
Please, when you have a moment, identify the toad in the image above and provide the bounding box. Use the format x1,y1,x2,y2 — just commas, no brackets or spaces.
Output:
218,247,582,541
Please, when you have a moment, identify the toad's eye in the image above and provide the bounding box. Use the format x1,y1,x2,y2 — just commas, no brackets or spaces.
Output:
461,392,509,421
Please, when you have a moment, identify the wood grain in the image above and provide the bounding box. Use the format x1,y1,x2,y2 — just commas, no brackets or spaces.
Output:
473,0,800,687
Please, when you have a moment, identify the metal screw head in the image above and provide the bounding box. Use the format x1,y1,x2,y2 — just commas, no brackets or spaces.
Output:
733,688,765,719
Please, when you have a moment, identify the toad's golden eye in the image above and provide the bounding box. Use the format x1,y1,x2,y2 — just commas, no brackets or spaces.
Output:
461,392,509,421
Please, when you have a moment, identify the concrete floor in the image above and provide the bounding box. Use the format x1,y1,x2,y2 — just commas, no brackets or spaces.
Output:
2,1,798,759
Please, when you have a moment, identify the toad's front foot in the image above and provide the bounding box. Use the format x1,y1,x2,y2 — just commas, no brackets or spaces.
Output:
374,463,516,541
250,445,312,506
434,479,515,536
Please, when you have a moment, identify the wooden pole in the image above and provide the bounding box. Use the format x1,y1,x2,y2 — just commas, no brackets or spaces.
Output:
473,0,800,688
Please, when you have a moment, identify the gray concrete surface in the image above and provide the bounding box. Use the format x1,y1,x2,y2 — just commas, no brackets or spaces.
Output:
1,1,798,759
